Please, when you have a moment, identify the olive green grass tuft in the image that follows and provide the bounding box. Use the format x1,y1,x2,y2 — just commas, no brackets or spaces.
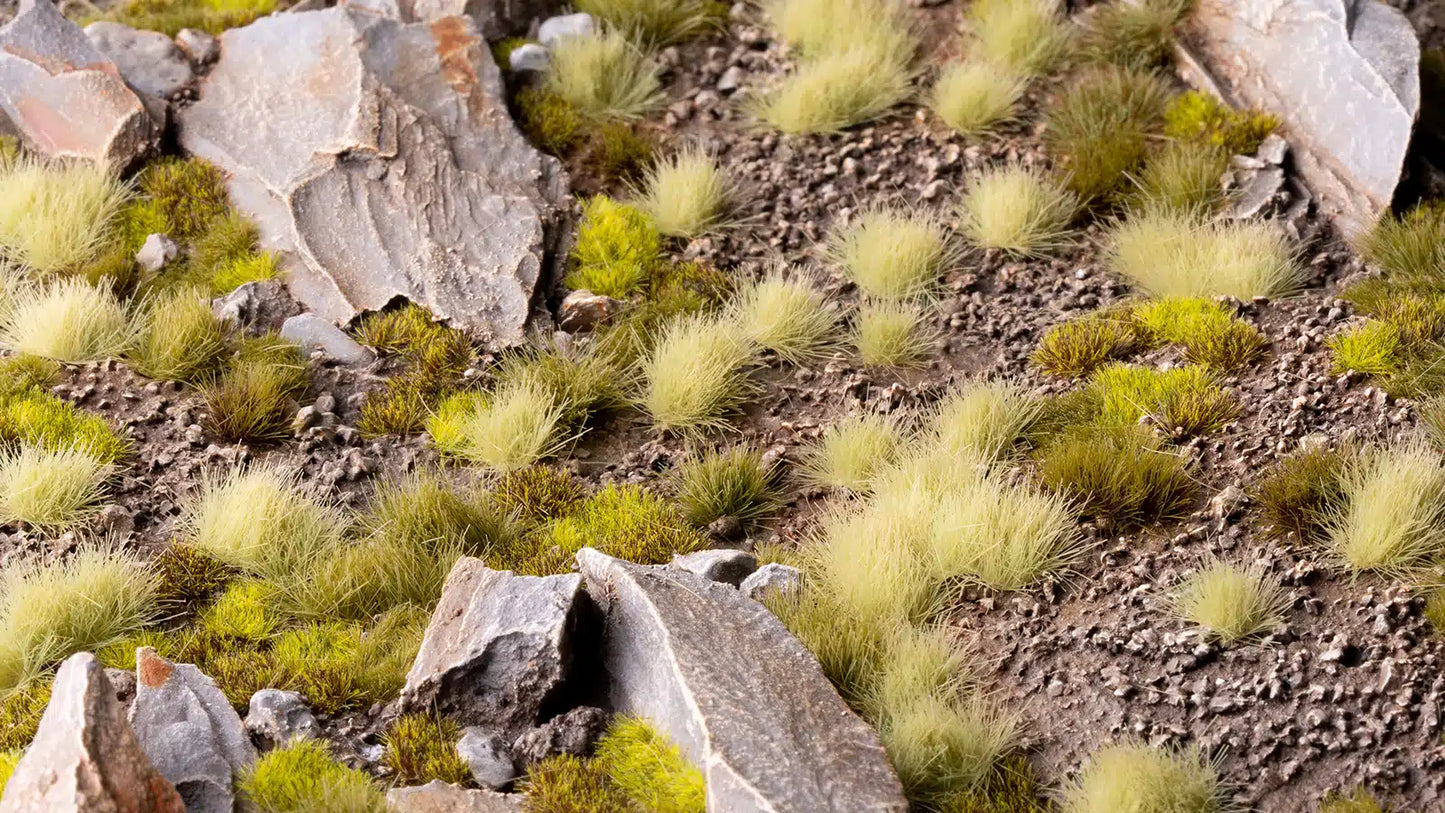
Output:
354,306,472,437
0,746,20,796
132,157,231,241
757,44,914,135
0,680,48,751
1038,424,1197,526
0,391,129,464
829,208,954,300
1075,0,1190,72
1355,202,1445,281
1328,321,1403,377
1428,591,1445,635
0,278,132,363
854,299,934,367
594,717,707,813
90,0,277,37
427,378,569,472
1133,297,1268,371
801,411,906,492
1250,446,1348,542
491,466,587,527
1319,788,1392,813
0,445,113,532
576,0,723,46
0,544,158,692
1107,206,1300,299
0,353,58,401
182,466,346,581
940,755,1051,813
1131,141,1231,212
1031,309,1147,378
879,692,1018,805
521,754,633,812
127,285,231,383
1163,90,1281,156
1084,363,1238,436
0,158,131,277
1063,743,1223,813
1043,66,1172,202
730,271,836,363
957,163,1078,255
566,196,663,298
1175,561,1289,644
199,579,278,642
928,61,1025,137
673,446,780,529
362,470,516,560
638,312,755,433
925,380,1041,464
493,339,630,433
515,87,586,155
266,610,426,714
634,146,733,238
512,484,707,575
546,29,663,120
201,338,308,443
962,0,1071,77
587,120,657,182
926,472,1080,590
382,714,473,786
238,738,386,813
1326,441,1445,574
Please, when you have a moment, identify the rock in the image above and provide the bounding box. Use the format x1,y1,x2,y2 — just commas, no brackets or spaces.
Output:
557,289,622,333
174,28,218,63
670,549,757,586
280,313,376,366
510,706,607,767
576,549,908,813
407,0,554,39
705,514,745,542
136,232,179,273
508,43,550,73
129,648,256,813
84,21,194,99
212,279,302,334
1229,166,1286,220
178,8,566,349
1256,132,1289,166
457,727,516,790
400,559,584,739
739,562,803,601
1183,0,1420,237
243,689,320,750
716,65,742,93
386,780,522,813
0,653,185,813
104,667,137,706
0,0,158,167
538,12,593,45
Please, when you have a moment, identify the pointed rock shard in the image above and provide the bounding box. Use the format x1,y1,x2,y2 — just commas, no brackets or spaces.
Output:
1183,0,1420,237
0,652,185,813
129,647,256,813
575,548,909,813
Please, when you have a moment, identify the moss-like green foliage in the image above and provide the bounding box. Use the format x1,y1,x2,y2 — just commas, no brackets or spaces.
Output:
1084,363,1237,436
1133,297,1267,371
354,305,472,437
199,579,278,643
1076,0,1189,72
0,745,21,797
595,718,706,813
154,543,235,613
89,0,276,37
128,286,231,383
0,391,129,463
1355,202,1445,282
238,739,386,813
1038,424,1197,526
382,714,472,786
513,485,708,575
522,754,633,812
0,354,58,402
1063,743,1222,813
674,446,779,529
1031,310,1146,378
1163,91,1281,156
202,337,308,442
492,37,532,68
590,121,656,183
516,88,586,156
1251,447,1348,542
492,466,588,528
1132,142,1230,213
567,196,662,298
0,679,49,751
267,614,424,715
133,158,231,241
1329,321,1402,377
1044,67,1172,201
547,29,663,120
1319,788,1392,813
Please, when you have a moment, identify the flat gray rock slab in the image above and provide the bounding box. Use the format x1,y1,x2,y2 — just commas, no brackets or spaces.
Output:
0,653,185,813
1185,0,1419,237
387,780,522,813
281,313,375,366
178,7,566,347
576,548,908,813
0,0,157,167
401,558,583,739
84,21,194,99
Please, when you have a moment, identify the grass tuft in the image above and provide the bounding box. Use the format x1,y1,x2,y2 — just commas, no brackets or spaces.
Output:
382,714,472,786
1063,743,1222,813
1175,562,1288,644
928,61,1025,137
1043,67,1172,201
595,717,706,813
201,337,307,442
1328,321,1402,376
758,44,913,135
1163,91,1281,156
546,29,662,120
1085,363,1237,436
830,209,953,300
1355,202,1445,281
854,300,933,367
1320,788,1392,813
958,164,1077,255
1132,142,1230,213
1251,447,1348,542
731,271,836,363
0,158,130,277
0,445,112,531
1326,441,1445,573
1107,206,1300,299
515,484,708,575
128,285,230,383
0,354,58,401
1038,424,1197,526
491,466,588,527
963,0,1070,76
0,681,49,751
802,411,906,492
880,693,1018,804
238,739,385,813
1133,297,1267,371
154,543,235,612
1031,309,1146,378
0,392,129,464
764,583,888,706
566,196,663,298
427,378,568,472
926,473,1079,590
576,0,722,46
638,313,755,433
0,278,132,363
1076,0,1188,72
635,146,732,238
492,341,628,433
183,466,345,580
926,380,1040,464
814,500,933,623
673,446,780,529
521,754,633,811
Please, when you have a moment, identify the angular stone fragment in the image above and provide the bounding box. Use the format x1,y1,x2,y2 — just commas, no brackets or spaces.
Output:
457,727,516,790
576,549,908,813
387,780,522,813
509,705,606,768
178,8,566,348
84,21,194,99
129,648,256,813
212,280,302,335
0,653,185,813
670,548,757,586
0,0,158,167
174,28,218,63
557,289,622,333
740,562,802,601
1184,0,1420,237
401,558,583,739
538,12,592,45
244,688,320,750
408,0,554,38
508,43,549,73
281,313,376,366
136,232,178,273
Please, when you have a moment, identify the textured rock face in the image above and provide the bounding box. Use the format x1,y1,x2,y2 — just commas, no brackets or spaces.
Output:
244,688,320,749
0,0,158,167
178,7,566,347
576,549,909,813
83,21,194,99
386,780,522,813
129,648,256,813
1185,0,1419,237
0,653,185,813
401,559,583,738
409,0,555,38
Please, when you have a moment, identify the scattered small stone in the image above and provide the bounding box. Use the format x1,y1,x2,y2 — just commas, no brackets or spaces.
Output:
740,563,802,601
135,233,179,273
509,43,549,73
244,689,320,750
557,289,623,333
281,314,376,366
457,727,517,790
509,706,607,768
211,279,302,334
385,780,522,813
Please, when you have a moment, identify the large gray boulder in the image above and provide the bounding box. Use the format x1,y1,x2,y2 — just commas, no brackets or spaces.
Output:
0,0,158,167
575,549,909,813
177,8,566,348
1183,0,1420,237
386,780,522,813
400,559,583,739
0,653,185,813
129,648,256,813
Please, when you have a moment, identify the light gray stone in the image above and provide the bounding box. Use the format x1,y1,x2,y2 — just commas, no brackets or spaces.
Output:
457,727,516,790
508,42,550,73
129,647,256,813
401,559,583,738
211,279,302,334
740,562,803,601
1229,166,1286,220
576,549,908,813
178,8,566,348
0,0,158,167
509,706,606,768
174,28,218,63
243,689,320,750
1256,132,1289,165
538,12,593,45
0,653,185,813
136,232,179,273
281,313,375,366
386,780,522,813
1184,0,1420,237
84,21,194,99
408,0,555,38
670,548,757,586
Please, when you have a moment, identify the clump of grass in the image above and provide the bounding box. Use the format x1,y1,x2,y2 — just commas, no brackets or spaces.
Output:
830,209,953,300
201,337,307,442
427,378,568,472
362,471,515,560
0,544,158,692
764,0,910,57
183,466,345,580
566,196,663,298
1132,142,1230,212
802,412,906,492
926,473,1079,590
1076,0,1189,72
493,339,629,433
0,391,129,463
963,0,1070,76
492,466,588,527
958,164,1077,255
154,543,235,612
880,693,1018,805
1251,447,1349,542
731,271,836,363
353,306,472,438
1175,562,1288,644
238,739,385,813
1163,91,1281,156
515,87,587,155
1133,297,1267,371
91,0,276,37
926,380,1040,463
0,745,20,795
0,680,48,751
0,354,58,401
595,717,706,813
1031,310,1146,377
517,484,708,575
199,579,278,642
635,146,732,238
0,445,113,531
854,300,933,367
546,29,662,119
764,583,888,706
1107,206,1300,299
0,278,131,362
1328,321,1403,376
1038,424,1197,526
1063,743,1222,813
577,0,721,46
0,158,130,277
1044,67,1172,201
130,157,230,242
639,313,755,433
266,611,425,714
928,61,1025,136
1320,788,1392,813
128,285,230,383
1326,441,1445,573
1355,202,1445,281
674,446,779,529
1086,363,1237,436
522,754,633,811
758,44,913,135
814,501,933,622
382,714,472,786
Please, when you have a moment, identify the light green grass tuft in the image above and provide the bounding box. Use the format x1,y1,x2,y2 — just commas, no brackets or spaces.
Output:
0,159,130,277
1064,743,1222,813
595,717,707,813
802,411,906,492
0,445,112,532
1043,67,1172,202
128,285,230,383
928,60,1025,137
426,378,568,472
0,353,58,401
1355,202,1445,282
238,739,385,813
638,313,755,433
758,44,913,135
1107,206,1300,299
1175,561,1288,644
546,29,663,119
926,473,1079,590
1329,321,1402,377
566,196,662,298
731,271,836,363
880,692,1019,804
958,164,1077,255
1132,142,1230,212
0,746,20,797
576,0,722,46
674,446,779,529
963,0,1070,76
814,500,933,623
764,583,889,706
764,0,913,60
1076,0,1189,72
1327,441,1445,573
635,146,733,238
0,278,132,363
382,714,472,786
854,300,933,367
925,380,1040,464
830,209,953,300
183,466,345,580
0,681,48,751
